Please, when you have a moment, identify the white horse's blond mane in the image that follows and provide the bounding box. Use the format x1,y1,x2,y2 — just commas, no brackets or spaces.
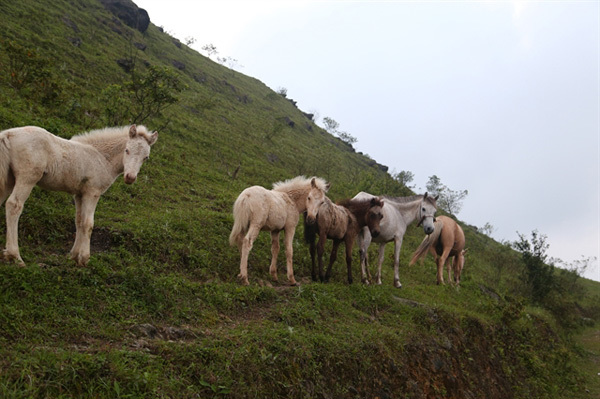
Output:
272,175,327,193
71,125,152,145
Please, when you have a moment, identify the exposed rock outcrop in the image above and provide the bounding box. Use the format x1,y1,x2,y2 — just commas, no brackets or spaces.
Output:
99,0,150,33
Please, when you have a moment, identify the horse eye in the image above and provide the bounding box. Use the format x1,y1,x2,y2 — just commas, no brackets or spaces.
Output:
125,149,130,155
144,156,149,161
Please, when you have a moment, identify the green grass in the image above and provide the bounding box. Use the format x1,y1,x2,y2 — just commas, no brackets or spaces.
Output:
0,0,598,397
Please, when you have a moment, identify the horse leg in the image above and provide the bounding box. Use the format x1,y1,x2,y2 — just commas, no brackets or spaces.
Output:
238,224,260,285
437,248,451,285
269,230,280,281
452,255,461,284
358,228,372,284
283,225,297,286
392,237,403,288
70,193,100,266
316,232,327,282
325,240,340,283
70,194,84,262
309,235,318,282
344,236,354,284
3,180,36,266
0,173,14,206
375,243,386,285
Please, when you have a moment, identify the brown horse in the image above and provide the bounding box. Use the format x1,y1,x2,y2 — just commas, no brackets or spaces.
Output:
409,215,466,285
304,196,384,284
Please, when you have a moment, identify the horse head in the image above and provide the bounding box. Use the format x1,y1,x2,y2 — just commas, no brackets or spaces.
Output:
416,192,438,235
123,125,158,184
305,177,329,224
366,197,384,238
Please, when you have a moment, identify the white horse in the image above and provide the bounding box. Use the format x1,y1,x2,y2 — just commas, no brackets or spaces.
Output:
353,192,438,288
0,124,158,266
229,176,329,286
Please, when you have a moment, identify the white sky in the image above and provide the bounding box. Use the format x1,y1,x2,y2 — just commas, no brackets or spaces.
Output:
134,0,600,281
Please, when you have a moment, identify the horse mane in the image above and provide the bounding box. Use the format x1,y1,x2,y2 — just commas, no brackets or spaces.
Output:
272,175,328,193
384,194,436,207
337,197,376,213
71,125,152,145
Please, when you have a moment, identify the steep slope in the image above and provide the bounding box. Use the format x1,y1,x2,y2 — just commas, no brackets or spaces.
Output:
0,1,598,397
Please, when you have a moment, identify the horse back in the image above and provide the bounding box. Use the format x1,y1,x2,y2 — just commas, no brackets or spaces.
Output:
237,185,294,231
3,126,113,194
1,126,63,176
318,201,353,240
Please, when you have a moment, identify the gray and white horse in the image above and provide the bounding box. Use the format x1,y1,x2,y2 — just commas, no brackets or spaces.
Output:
353,192,438,288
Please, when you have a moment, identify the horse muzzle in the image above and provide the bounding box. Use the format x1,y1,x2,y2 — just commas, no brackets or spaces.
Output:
424,225,434,235
371,229,380,238
124,173,137,184
306,215,317,225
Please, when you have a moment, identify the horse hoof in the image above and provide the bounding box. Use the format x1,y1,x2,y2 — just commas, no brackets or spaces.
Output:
2,250,25,267
237,274,250,286
362,279,371,285
394,281,402,289
71,255,89,267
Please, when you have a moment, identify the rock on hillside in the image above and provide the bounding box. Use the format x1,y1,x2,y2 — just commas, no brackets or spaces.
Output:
99,0,150,32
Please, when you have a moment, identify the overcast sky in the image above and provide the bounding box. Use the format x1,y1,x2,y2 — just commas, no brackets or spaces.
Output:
134,0,599,281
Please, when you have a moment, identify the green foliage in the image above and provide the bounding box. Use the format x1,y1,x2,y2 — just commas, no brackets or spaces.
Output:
426,174,468,215
392,170,415,190
322,116,357,146
513,230,556,304
102,64,186,126
1,40,52,91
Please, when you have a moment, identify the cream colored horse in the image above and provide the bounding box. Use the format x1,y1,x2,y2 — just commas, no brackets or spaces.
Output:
0,125,158,266
409,215,466,285
230,176,329,286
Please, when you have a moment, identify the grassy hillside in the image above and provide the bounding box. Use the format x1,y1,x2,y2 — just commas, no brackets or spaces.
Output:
0,0,598,397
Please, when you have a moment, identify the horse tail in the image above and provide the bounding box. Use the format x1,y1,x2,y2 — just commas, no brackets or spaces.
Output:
229,192,251,247
0,131,11,195
409,219,444,266
303,212,317,244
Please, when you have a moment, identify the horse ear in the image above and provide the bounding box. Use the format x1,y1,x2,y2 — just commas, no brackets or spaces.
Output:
325,182,331,192
148,131,158,146
434,195,439,201
129,124,137,138
423,192,428,199
370,197,382,207
310,177,316,188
